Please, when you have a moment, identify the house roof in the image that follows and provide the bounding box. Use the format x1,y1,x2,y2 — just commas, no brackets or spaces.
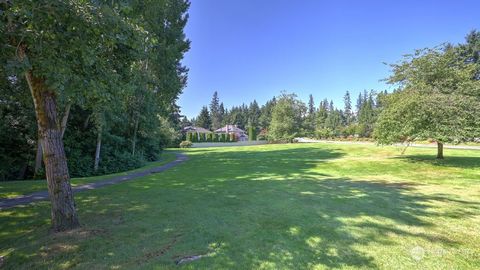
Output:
214,125,246,133
183,126,211,133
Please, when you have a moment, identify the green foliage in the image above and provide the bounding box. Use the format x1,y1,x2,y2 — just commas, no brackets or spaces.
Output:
0,0,191,180
179,141,193,148
248,126,257,141
376,38,480,154
269,92,306,142
186,132,192,142
196,106,211,129
374,89,480,145
230,133,236,142
220,133,226,142
209,92,222,130
214,133,219,142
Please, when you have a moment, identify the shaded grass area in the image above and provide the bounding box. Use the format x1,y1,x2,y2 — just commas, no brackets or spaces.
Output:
1,143,479,269
0,151,178,199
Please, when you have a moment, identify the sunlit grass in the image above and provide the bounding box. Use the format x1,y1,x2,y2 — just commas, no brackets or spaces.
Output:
1,143,479,269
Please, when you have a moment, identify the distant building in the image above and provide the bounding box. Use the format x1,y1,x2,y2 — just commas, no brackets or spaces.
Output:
183,126,211,134
183,126,211,141
215,125,248,141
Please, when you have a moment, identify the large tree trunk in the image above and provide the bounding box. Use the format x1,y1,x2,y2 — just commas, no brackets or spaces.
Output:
94,126,102,172
34,103,71,176
25,71,79,232
437,142,444,159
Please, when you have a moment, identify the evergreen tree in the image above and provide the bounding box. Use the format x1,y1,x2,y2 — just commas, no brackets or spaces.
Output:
308,94,315,115
209,91,221,130
343,91,353,125
248,100,261,128
196,106,211,129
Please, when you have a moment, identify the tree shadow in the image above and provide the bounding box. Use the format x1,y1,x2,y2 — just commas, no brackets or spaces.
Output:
394,154,480,169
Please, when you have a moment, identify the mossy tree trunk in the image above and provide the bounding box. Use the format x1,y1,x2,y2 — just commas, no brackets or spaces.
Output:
25,70,80,232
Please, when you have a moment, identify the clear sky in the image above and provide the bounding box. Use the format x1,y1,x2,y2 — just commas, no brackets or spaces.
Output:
178,0,480,119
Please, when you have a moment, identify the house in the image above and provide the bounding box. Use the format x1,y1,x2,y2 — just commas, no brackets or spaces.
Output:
214,125,248,141
183,126,211,134
183,126,211,141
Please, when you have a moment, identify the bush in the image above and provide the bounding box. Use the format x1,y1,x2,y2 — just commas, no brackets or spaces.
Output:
179,141,193,148
214,133,219,142
221,133,226,142
248,126,256,141
186,132,192,142
230,133,236,142
207,133,213,142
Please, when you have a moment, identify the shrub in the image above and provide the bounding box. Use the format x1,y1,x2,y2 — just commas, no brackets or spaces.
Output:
230,133,236,142
186,132,193,142
179,141,193,148
214,133,219,142
221,133,226,142
248,126,256,141
207,133,213,142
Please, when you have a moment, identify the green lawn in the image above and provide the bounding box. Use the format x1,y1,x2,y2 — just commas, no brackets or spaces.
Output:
0,151,178,199
1,143,479,269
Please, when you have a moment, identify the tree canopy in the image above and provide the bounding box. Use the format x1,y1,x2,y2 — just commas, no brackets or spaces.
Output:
375,35,480,158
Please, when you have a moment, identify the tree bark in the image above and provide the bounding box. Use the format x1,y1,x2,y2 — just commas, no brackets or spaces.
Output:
25,71,79,232
34,103,70,176
94,126,102,172
437,142,444,159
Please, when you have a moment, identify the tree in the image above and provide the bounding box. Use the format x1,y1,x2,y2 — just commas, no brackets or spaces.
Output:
1,0,190,231
248,100,261,128
375,44,480,158
209,91,222,130
258,97,276,129
343,91,353,125
269,92,306,142
196,106,211,129
305,94,316,135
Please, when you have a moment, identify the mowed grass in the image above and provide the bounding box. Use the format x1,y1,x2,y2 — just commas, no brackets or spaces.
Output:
1,143,479,269
0,151,178,199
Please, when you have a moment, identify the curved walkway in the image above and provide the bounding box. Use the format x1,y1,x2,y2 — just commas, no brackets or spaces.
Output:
0,153,188,210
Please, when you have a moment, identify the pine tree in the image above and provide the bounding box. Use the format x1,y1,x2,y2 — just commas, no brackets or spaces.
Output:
196,106,211,129
209,91,221,130
343,91,353,125
308,94,315,115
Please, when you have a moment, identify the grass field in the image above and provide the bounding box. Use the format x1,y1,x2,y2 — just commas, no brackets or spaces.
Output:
0,151,177,199
1,143,479,269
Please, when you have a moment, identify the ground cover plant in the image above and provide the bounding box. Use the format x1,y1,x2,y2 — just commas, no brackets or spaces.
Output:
1,143,479,269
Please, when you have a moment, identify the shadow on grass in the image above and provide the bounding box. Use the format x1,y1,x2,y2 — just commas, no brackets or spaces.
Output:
1,145,478,269
395,154,480,169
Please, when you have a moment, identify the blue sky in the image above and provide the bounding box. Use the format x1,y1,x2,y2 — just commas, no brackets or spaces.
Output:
178,0,480,119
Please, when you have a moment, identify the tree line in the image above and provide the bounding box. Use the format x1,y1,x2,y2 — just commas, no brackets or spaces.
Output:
187,89,384,140
189,30,480,158
1,1,190,231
